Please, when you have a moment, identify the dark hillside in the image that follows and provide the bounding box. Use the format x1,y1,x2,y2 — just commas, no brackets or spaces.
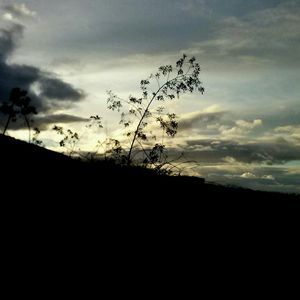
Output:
0,134,299,202
1,133,299,248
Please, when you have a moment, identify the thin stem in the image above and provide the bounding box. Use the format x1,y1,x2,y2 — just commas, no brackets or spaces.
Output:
127,63,194,166
24,116,31,143
2,104,14,135
155,76,161,89
136,139,152,163
127,82,168,165
127,73,183,165
3,114,11,135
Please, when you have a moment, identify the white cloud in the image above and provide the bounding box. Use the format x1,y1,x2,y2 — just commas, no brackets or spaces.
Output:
3,3,36,22
178,106,226,132
273,125,300,144
236,119,262,129
202,104,222,113
2,12,13,21
241,172,257,179
275,125,300,134
223,156,238,164
220,119,262,136
262,175,275,181
241,173,275,181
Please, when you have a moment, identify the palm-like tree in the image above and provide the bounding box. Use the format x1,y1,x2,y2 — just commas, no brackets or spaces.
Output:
0,88,37,142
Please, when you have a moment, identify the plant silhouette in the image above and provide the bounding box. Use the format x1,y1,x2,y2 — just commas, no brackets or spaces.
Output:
107,54,204,168
32,127,44,147
0,87,37,142
53,125,80,157
52,115,103,158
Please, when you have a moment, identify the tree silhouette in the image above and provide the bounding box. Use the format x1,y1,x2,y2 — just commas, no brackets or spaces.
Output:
107,54,204,167
0,88,37,142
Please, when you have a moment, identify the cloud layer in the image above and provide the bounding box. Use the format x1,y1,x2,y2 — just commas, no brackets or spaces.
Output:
162,105,300,193
0,9,85,129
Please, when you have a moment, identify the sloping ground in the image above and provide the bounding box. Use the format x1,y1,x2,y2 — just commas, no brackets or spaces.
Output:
0,134,299,201
2,134,298,270
0,134,73,165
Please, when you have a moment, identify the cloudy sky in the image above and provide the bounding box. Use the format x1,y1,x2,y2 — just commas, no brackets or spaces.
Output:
0,0,299,193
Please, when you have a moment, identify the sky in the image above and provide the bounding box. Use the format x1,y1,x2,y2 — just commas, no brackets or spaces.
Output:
0,0,299,193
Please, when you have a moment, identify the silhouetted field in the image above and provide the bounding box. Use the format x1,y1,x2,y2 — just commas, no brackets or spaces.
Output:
1,134,298,202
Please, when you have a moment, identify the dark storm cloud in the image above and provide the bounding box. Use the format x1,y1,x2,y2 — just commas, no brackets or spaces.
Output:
0,22,84,119
3,113,88,131
35,114,88,130
38,76,84,103
0,23,23,61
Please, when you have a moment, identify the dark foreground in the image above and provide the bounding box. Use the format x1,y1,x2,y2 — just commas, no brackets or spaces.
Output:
1,133,299,263
1,134,298,202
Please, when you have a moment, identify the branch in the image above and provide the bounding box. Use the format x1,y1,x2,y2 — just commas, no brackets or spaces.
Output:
127,74,181,165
